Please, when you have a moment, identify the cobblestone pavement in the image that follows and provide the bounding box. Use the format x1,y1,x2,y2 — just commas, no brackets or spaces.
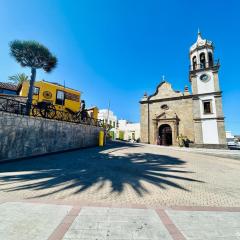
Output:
0,142,240,207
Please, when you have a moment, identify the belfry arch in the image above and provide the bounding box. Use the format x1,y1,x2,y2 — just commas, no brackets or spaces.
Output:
200,52,206,69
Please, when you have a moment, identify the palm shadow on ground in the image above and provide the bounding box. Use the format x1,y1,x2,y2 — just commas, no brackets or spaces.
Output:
0,142,203,199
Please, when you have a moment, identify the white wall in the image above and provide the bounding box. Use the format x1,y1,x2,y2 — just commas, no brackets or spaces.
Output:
202,119,219,144
196,71,214,94
117,120,140,141
199,95,217,119
118,120,127,130
125,123,140,140
199,94,219,144
98,109,117,139
226,131,234,139
98,109,117,126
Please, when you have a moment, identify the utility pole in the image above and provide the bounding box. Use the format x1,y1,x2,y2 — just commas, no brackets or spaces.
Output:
62,79,65,109
105,100,110,144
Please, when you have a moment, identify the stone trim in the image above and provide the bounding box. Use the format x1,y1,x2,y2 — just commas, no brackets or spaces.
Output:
153,117,179,121
192,91,222,100
156,209,186,240
140,91,222,104
193,120,203,144
216,119,227,145
11,199,240,212
153,119,179,146
193,117,225,121
48,206,81,240
189,143,228,149
189,64,219,74
214,94,223,98
147,81,182,100
140,95,192,104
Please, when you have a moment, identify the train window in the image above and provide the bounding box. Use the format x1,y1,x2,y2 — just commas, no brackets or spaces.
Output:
56,90,65,105
33,87,40,95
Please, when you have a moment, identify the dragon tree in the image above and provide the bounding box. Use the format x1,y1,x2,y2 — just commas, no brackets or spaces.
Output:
9,40,57,115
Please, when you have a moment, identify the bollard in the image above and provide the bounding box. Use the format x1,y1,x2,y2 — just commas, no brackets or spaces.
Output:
99,130,104,146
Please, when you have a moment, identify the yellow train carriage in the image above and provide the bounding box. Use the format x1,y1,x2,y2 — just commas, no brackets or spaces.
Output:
19,80,81,112
86,106,99,120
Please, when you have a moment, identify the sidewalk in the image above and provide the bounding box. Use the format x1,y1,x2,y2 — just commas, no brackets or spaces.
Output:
124,141,240,160
0,200,240,240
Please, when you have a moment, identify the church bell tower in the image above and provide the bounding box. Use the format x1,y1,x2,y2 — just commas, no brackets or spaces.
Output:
189,30,227,148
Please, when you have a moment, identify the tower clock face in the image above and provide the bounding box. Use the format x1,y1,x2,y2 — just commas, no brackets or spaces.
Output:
200,73,210,82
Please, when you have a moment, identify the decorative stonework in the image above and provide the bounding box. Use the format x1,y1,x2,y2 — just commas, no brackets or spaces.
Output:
140,32,227,148
140,81,194,146
149,82,182,101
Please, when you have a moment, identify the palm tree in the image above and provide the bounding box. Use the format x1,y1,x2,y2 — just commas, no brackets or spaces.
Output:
9,40,57,115
8,73,29,85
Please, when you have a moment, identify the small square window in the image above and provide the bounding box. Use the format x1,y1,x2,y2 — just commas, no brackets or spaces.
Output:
203,101,212,114
33,87,39,95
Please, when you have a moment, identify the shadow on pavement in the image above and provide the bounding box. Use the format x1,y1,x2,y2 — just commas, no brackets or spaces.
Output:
0,142,203,198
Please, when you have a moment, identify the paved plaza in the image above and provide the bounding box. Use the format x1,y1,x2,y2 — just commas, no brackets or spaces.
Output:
0,201,240,240
0,142,240,239
0,142,240,207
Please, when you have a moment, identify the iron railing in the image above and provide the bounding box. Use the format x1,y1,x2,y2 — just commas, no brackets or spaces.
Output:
189,60,220,72
0,96,104,127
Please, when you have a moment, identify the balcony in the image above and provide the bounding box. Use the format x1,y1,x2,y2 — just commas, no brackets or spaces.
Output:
189,59,220,72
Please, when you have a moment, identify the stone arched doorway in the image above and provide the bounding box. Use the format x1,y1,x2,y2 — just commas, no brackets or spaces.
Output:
159,124,172,146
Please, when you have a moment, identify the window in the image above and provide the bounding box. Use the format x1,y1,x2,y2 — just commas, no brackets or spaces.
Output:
33,87,39,95
203,101,212,114
208,52,213,67
65,92,80,102
56,90,65,105
113,121,115,128
192,56,197,70
200,53,206,69
161,104,169,110
0,89,17,95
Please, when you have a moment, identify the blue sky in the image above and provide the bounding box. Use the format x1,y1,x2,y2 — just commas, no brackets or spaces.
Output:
0,0,239,133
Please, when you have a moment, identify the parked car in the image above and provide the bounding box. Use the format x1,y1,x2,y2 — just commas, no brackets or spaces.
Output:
227,139,240,150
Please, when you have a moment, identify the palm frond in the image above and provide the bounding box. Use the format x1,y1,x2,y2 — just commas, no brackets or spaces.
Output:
8,73,29,85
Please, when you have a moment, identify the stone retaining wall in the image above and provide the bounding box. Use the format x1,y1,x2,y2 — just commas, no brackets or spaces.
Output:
0,112,102,161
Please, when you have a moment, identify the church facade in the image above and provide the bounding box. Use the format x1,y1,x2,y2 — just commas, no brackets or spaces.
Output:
140,31,227,148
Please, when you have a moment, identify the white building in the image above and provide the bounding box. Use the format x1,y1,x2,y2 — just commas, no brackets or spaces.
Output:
98,109,117,139
226,131,234,140
226,131,240,149
117,120,140,141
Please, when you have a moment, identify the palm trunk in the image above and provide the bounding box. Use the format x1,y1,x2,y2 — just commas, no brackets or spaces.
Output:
26,68,36,115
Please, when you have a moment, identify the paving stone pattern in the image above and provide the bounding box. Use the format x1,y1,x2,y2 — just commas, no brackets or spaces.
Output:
0,142,240,207
1,202,240,240
0,202,71,240
63,207,173,240
167,210,240,240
